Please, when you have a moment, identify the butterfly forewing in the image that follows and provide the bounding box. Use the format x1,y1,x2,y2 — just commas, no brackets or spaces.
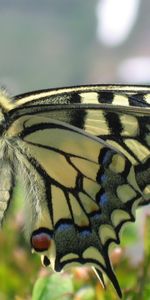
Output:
11,85,150,204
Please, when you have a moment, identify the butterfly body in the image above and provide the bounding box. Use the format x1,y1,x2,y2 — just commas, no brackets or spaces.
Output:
0,85,150,297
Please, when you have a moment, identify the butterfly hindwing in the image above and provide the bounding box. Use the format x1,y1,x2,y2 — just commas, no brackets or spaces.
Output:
7,113,143,297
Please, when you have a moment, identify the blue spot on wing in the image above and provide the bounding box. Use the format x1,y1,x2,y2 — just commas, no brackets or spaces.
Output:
99,193,108,205
79,229,91,237
56,223,73,232
102,150,114,166
101,174,108,184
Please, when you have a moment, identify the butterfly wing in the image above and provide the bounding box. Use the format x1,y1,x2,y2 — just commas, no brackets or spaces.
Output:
1,85,149,297
11,85,150,204
6,112,144,297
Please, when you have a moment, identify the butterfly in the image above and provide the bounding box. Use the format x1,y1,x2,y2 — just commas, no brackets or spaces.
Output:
0,85,149,297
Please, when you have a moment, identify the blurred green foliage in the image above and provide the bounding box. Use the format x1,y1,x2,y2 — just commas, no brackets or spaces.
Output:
0,195,150,300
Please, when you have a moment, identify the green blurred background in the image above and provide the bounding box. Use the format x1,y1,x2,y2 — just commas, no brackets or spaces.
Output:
0,1,150,299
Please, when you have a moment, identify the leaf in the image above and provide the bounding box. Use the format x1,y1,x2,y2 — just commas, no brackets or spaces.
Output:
74,286,96,300
32,273,74,300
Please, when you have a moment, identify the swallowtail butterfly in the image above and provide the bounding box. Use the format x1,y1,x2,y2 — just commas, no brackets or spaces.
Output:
0,85,149,297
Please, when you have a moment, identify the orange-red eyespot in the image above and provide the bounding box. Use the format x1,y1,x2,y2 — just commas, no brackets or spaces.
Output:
31,228,52,252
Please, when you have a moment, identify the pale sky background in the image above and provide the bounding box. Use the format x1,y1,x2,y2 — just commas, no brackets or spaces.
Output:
0,0,149,95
